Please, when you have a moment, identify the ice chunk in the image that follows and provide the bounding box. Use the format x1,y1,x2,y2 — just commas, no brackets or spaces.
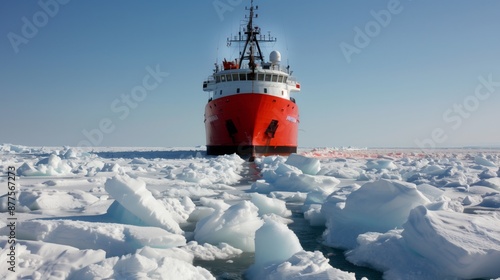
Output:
323,179,430,249
72,249,215,280
304,204,326,226
365,159,398,170
194,201,263,252
475,156,497,167
101,162,122,172
7,220,185,257
181,241,243,261
249,219,303,271
250,193,291,217
346,230,439,280
0,239,106,280
402,206,500,279
167,154,244,185
17,154,73,176
479,168,497,179
16,162,37,176
416,183,445,201
285,153,321,175
474,177,500,190
247,219,355,280
105,175,182,234
462,195,482,206
160,196,196,223
258,164,340,193
251,251,356,280
478,193,500,208
0,189,99,211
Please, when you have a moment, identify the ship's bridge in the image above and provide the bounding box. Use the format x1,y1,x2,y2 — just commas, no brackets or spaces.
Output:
203,62,300,101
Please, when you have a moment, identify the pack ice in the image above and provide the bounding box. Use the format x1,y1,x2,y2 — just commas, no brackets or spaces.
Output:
1,144,500,279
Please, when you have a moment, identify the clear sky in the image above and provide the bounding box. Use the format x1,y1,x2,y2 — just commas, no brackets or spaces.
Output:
2,0,500,148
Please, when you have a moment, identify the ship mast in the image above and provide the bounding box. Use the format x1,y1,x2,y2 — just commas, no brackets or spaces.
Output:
227,0,276,72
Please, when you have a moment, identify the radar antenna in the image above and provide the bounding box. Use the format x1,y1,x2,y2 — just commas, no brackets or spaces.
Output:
227,0,276,71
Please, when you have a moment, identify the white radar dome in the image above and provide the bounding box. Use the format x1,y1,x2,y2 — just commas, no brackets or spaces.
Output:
270,50,281,64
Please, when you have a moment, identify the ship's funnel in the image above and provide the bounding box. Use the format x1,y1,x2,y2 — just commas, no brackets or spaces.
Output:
270,50,281,64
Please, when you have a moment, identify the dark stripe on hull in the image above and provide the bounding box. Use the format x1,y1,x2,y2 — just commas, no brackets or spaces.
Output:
207,145,297,158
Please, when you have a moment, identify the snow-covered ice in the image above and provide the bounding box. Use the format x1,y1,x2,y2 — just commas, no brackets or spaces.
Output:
1,144,500,279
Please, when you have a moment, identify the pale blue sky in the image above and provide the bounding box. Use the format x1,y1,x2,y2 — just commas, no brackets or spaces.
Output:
2,0,500,148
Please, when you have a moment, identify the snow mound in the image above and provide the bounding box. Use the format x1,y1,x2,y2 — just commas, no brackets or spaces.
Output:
247,219,355,280
250,193,291,217
72,247,215,280
0,239,106,280
8,219,185,257
105,175,182,234
285,153,321,175
323,179,430,249
194,201,263,252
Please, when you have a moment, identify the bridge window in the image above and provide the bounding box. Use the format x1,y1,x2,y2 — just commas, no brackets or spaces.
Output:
232,73,239,81
258,73,265,81
226,74,232,81
239,73,247,81
278,75,284,83
272,75,278,82
216,75,221,83
265,74,271,82
221,75,226,82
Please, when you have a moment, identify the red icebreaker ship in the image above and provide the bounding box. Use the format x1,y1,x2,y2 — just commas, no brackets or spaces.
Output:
202,1,301,159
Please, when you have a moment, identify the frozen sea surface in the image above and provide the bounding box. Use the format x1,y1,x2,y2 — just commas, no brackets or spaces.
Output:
1,144,500,279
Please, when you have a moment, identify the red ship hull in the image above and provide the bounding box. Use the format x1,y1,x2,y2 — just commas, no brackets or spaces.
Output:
205,93,298,158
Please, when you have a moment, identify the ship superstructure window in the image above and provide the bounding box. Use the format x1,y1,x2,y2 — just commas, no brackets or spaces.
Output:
239,73,247,81
232,73,239,81
220,90,222,95
264,88,268,93
221,75,226,82
226,74,232,81
258,73,265,81
272,75,278,82
283,76,288,83
265,75,271,82
278,76,284,83
237,88,240,93
216,76,221,83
